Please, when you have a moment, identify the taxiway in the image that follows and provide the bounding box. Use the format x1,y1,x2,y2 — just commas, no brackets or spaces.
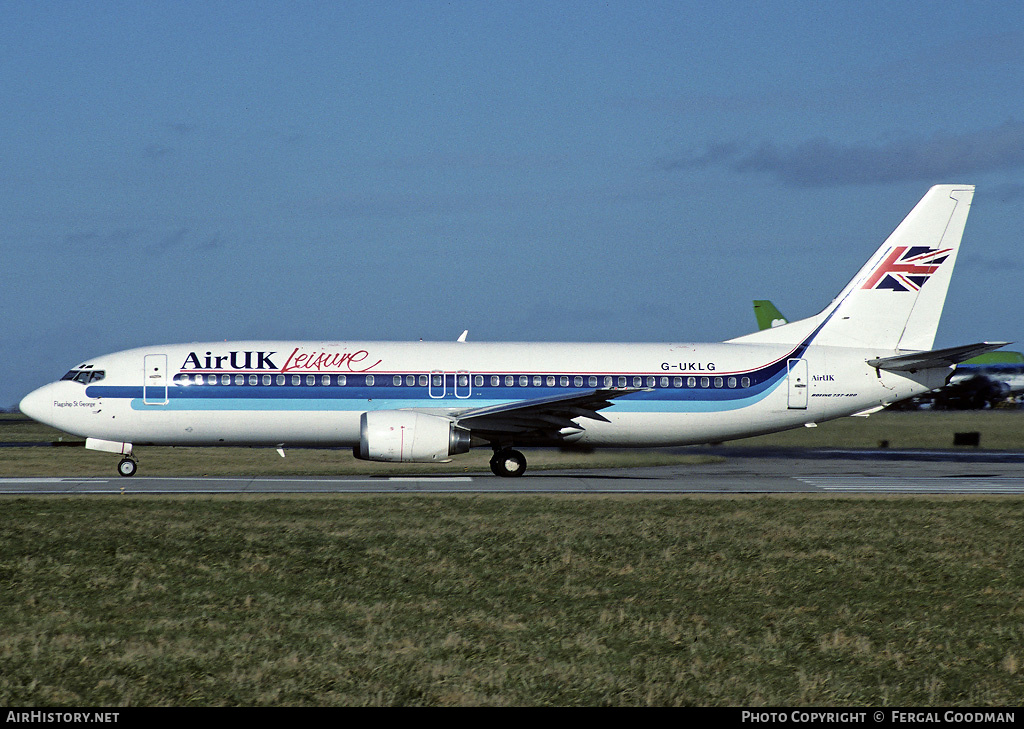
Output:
3,449,1024,495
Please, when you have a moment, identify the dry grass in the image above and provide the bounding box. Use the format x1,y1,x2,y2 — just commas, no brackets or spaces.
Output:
1,495,1022,706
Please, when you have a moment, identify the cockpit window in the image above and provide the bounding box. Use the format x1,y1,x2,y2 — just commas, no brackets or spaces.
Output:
61,369,105,384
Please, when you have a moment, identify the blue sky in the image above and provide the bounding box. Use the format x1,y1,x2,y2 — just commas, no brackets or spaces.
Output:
3,1,1023,407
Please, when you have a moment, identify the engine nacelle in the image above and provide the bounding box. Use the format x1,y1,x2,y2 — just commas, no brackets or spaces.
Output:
355,410,472,463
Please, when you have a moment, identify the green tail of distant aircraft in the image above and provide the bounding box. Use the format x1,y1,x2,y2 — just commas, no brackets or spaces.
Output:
752,300,789,330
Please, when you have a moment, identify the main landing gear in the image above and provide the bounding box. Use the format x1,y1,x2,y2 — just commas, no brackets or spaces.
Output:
489,448,527,478
117,457,138,477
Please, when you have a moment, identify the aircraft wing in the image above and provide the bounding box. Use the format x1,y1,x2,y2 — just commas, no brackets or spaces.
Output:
454,388,645,439
867,342,1012,372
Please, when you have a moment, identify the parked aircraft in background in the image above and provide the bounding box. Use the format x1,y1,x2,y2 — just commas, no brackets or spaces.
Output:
924,351,1024,409
752,300,789,331
20,185,1006,476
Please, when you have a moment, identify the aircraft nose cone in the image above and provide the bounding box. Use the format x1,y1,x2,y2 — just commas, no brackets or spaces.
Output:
19,386,52,425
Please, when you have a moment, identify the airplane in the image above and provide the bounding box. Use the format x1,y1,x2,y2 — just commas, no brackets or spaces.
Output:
751,300,1024,409
752,300,789,331
19,184,1009,478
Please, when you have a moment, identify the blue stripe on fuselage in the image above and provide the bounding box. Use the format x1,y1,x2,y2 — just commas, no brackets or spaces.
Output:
89,357,792,413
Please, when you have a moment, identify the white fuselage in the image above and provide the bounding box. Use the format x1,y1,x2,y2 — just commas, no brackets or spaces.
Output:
19,339,948,450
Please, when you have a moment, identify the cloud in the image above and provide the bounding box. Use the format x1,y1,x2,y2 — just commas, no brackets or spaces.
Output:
167,122,199,136
991,182,1024,203
150,228,226,256
142,143,174,159
660,120,1024,187
62,227,227,256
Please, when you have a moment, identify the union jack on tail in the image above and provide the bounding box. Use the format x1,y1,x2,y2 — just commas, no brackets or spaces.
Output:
861,246,953,292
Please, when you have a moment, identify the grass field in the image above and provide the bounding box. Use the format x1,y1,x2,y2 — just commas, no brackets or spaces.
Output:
2,495,1022,706
2,411,1023,706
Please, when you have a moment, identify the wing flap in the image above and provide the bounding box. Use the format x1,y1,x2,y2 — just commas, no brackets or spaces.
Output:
455,388,643,439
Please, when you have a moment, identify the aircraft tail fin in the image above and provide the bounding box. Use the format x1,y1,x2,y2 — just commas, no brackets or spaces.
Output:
730,185,975,351
753,300,788,330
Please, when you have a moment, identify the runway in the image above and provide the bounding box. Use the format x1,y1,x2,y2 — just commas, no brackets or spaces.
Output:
4,449,1024,495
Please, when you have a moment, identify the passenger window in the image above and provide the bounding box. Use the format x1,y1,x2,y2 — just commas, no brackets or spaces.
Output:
574,376,583,387
491,376,499,387
673,377,682,387
618,376,626,387
222,374,230,385
394,375,402,386
700,377,709,388
505,375,514,387
432,374,442,387
519,376,528,387
235,374,244,385
741,377,750,388
338,375,347,386
248,375,258,385
646,377,655,387
459,375,469,387
475,375,484,387
533,376,542,387
292,375,301,386
407,375,415,386
365,375,374,387
322,375,331,386
262,375,271,386
589,376,598,387
714,377,723,388
276,375,285,386
687,377,696,388
419,375,428,387
633,377,642,387
728,377,737,388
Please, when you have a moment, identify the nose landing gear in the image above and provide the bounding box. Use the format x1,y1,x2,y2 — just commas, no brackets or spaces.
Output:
117,457,138,477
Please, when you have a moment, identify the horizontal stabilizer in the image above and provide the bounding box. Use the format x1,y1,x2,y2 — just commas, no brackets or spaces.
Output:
867,342,1012,372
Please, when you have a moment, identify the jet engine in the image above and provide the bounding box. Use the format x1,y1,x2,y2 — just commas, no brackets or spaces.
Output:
355,410,472,463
